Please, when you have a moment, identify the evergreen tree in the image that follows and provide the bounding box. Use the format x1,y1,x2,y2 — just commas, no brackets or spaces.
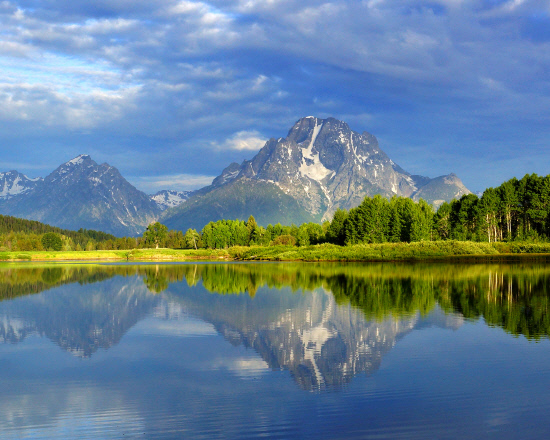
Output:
246,215,259,245
327,209,348,245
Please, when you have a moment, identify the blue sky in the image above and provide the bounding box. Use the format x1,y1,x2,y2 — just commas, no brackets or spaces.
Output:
1,0,549,194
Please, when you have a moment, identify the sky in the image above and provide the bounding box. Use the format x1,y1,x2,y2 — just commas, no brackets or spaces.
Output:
1,0,549,194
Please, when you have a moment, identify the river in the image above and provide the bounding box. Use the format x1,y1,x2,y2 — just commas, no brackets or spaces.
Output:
0,261,549,439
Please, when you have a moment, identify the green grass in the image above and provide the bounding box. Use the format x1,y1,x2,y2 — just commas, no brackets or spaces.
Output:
229,241,550,262
0,241,549,262
0,248,231,262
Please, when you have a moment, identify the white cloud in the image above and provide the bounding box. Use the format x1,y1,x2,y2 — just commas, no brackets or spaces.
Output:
131,174,217,192
218,130,267,151
213,356,270,378
1,0,550,191
0,82,141,129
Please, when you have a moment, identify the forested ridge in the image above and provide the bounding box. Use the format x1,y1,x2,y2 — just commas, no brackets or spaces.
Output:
0,173,549,252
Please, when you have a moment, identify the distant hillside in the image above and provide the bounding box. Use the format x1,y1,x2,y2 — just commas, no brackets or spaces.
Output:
0,214,116,243
150,190,194,211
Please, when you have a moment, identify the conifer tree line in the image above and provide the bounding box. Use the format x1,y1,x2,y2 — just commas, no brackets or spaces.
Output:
0,215,119,251
0,173,548,251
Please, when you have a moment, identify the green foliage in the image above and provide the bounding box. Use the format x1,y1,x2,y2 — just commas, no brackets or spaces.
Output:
143,222,169,249
340,195,433,245
246,215,259,245
434,173,550,243
326,209,348,245
201,219,250,249
183,228,200,249
41,232,63,251
271,235,297,246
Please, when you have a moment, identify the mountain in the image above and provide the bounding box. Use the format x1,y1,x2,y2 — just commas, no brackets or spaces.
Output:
0,155,161,236
0,171,42,200
150,190,194,211
0,117,471,235
162,116,471,230
412,173,471,208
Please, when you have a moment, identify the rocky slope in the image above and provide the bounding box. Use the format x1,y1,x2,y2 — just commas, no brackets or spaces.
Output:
163,117,470,230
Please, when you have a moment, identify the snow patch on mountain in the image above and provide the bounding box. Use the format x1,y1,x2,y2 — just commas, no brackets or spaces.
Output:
150,190,193,210
299,121,333,182
67,155,89,166
0,171,42,200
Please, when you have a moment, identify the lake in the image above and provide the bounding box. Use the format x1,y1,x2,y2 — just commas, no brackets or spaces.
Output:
1,261,550,439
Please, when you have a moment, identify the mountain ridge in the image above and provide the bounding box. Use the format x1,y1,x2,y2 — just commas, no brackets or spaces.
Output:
162,116,471,231
0,154,161,236
0,117,471,235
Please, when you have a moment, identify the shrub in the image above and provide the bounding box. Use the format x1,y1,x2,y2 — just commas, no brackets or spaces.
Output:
41,233,63,251
271,235,297,246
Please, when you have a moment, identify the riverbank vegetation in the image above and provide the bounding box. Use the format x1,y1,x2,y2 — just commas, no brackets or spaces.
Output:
0,173,549,260
1,240,550,262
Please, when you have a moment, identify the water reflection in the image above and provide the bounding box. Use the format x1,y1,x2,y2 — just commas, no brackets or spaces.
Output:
0,262,549,391
0,266,158,357
2,262,550,439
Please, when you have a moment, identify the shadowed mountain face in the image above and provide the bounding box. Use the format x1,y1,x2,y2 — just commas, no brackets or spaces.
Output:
0,155,161,236
2,262,548,391
163,117,471,230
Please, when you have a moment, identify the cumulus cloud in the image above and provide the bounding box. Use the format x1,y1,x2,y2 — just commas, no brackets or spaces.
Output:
0,0,549,191
216,130,267,151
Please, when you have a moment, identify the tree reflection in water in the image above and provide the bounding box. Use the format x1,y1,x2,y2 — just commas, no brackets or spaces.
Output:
0,261,549,389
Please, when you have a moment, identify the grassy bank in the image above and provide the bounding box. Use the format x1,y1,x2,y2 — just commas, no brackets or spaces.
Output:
1,240,550,263
0,248,232,262
228,241,550,262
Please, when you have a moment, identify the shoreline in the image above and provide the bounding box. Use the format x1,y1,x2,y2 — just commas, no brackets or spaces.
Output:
1,241,550,263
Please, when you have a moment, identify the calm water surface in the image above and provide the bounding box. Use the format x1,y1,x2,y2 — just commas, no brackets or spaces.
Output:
1,261,550,439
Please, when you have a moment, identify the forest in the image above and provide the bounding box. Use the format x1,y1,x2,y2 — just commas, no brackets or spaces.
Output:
185,172,550,249
0,173,549,252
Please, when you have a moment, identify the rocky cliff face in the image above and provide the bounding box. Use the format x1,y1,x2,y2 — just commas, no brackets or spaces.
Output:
236,117,427,220
163,116,471,230
0,171,42,200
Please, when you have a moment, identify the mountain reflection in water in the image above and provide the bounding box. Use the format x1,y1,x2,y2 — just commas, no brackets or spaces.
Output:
0,262,549,390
